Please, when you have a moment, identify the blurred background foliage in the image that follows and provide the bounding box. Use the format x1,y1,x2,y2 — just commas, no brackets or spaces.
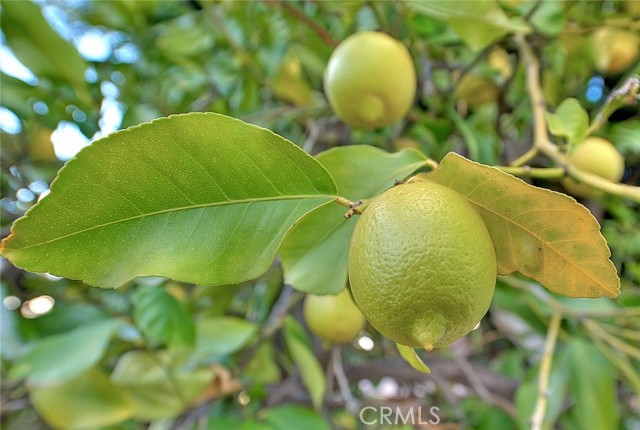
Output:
0,1,639,429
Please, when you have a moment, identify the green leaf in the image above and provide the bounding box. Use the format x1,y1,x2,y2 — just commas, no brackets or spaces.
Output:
10,318,121,385
244,342,281,385
132,286,195,348
425,152,620,298
530,0,566,36
1,113,337,288
410,1,531,51
110,350,213,421
0,0,91,105
280,146,427,294
192,316,257,362
546,98,589,152
565,339,619,430
607,120,640,153
396,343,431,374
29,368,134,430
263,405,331,430
283,317,325,410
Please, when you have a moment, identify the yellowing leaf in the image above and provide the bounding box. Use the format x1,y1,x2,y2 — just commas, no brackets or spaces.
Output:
426,153,620,298
396,344,431,374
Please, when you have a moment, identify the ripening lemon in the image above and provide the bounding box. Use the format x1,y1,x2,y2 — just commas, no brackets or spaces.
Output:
591,27,640,75
324,31,416,129
303,288,366,344
561,137,625,199
348,181,496,350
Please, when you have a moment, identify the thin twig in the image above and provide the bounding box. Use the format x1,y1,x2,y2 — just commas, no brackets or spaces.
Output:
499,276,640,319
497,165,565,179
331,346,359,413
584,320,640,360
510,148,538,167
266,1,337,47
530,310,562,430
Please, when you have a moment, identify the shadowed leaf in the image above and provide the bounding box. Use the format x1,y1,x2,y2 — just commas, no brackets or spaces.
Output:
283,317,325,410
280,146,427,294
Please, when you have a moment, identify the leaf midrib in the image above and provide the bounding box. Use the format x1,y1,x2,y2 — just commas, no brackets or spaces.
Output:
5,194,338,252
468,194,617,296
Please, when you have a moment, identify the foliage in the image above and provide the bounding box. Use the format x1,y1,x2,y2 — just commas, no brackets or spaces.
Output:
1,1,639,430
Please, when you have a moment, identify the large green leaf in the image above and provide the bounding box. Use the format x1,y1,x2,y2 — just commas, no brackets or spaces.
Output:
132,285,195,348
1,113,337,288
565,339,619,430
30,368,134,430
280,146,427,294
283,317,326,410
0,0,91,105
110,350,213,421
9,318,121,385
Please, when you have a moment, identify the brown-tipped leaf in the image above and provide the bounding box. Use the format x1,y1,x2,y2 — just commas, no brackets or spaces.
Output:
426,153,620,298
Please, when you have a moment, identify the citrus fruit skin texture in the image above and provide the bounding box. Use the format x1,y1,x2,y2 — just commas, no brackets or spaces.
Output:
324,31,416,129
348,181,497,350
303,288,366,344
561,137,625,199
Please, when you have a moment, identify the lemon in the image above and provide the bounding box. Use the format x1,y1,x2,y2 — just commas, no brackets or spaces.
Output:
454,74,499,108
591,27,640,75
303,288,366,344
561,137,625,199
324,31,416,129
348,181,496,350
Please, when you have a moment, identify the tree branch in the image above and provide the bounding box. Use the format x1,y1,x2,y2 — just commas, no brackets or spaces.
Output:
515,33,640,202
265,1,337,47
530,309,562,430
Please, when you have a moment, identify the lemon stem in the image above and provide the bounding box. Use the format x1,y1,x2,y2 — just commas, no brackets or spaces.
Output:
422,342,434,352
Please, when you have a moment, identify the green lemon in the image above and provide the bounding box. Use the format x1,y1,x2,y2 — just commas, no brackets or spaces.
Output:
324,31,416,129
454,74,499,108
303,288,365,344
561,137,625,199
348,181,497,350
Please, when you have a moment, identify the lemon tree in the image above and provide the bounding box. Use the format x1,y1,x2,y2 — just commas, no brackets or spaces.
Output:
1,2,639,430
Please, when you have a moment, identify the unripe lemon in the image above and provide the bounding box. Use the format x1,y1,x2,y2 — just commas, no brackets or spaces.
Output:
561,137,625,199
303,288,366,344
454,74,499,108
348,181,496,350
324,31,416,129
591,27,639,75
